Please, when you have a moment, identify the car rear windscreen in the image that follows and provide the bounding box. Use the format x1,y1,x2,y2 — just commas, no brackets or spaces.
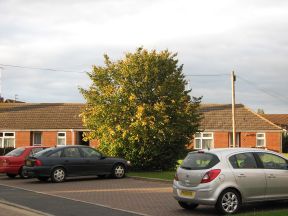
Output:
181,152,220,170
5,148,25,156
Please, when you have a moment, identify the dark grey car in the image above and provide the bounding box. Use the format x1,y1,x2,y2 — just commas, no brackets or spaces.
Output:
173,148,288,214
23,145,130,183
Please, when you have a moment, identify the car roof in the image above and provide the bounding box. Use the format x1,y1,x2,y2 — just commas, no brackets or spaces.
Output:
189,148,282,157
20,146,49,149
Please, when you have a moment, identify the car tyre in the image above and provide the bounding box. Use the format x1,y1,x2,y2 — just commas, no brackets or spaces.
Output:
178,201,199,210
6,173,17,178
37,177,49,182
19,167,29,179
112,163,125,179
216,189,241,215
51,167,66,183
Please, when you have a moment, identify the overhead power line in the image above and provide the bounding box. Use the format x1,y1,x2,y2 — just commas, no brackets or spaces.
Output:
237,75,288,104
0,63,86,73
185,73,230,77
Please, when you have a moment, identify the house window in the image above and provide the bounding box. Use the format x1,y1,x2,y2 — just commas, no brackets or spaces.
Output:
33,132,42,146
256,133,265,147
57,132,66,146
194,132,213,149
0,132,15,148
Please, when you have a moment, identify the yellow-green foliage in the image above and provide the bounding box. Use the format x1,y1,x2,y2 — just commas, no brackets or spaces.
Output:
80,48,202,170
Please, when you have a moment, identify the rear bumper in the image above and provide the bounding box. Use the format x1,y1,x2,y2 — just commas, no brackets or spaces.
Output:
0,166,19,174
23,166,51,178
173,180,218,205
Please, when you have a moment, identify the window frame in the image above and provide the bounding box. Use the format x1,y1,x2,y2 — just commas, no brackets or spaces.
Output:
0,132,16,148
194,132,214,150
255,152,288,170
33,132,42,146
229,152,258,169
256,133,266,148
57,132,66,146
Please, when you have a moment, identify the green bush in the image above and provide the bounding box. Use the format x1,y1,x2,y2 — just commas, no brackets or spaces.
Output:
80,48,202,170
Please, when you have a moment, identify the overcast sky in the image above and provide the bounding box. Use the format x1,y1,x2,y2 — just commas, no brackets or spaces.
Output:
0,0,287,113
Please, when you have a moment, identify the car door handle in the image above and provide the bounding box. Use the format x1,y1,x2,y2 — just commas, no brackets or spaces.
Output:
267,174,276,178
237,174,246,178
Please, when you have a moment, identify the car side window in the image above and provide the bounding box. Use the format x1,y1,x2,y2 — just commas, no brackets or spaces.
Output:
81,147,102,158
229,153,258,169
257,153,288,170
48,150,62,158
63,147,82,158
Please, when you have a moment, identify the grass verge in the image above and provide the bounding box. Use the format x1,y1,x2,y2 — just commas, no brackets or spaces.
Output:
237,209,288,216
128,171,175,181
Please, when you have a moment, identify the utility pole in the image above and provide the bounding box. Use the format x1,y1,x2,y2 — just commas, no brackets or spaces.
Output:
231,71,236,148
0,67,3,99
0,67,3,102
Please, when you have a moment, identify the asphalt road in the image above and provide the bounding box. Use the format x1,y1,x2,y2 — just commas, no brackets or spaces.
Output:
1,174,288,216
0,184,140,216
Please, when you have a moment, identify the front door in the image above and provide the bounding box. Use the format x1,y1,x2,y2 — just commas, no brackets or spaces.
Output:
256,152,288,199
80,147,109,175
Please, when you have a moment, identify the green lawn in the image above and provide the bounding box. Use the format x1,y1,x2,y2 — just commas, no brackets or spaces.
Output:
128,171,175,181
237,209,288,216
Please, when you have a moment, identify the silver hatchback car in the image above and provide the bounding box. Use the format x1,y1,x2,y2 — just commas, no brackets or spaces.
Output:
173,148,288,214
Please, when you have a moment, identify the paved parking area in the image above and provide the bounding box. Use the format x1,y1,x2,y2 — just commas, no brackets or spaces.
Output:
0,174,217,216
1,174,288,216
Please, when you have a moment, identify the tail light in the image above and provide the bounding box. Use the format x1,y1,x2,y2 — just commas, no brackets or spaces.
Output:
174,173,179,181
200,169,221,183
34,159,42,166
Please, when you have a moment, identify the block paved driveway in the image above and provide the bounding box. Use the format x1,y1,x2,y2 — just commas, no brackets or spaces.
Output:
0,174,218,216
1,174,287,216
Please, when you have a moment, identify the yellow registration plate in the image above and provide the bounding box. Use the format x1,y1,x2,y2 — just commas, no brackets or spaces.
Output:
180,190,195,198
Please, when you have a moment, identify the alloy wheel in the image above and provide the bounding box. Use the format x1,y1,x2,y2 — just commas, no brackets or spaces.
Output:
221,191,239,214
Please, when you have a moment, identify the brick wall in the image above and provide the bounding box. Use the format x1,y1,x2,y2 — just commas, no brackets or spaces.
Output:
214,131,281,152
14,130,76,147
214,132,229,148
15,131,31,147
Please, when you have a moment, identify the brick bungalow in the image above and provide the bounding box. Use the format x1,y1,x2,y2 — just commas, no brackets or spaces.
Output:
0,103,98,148
188,104,283,152
0,103,283,152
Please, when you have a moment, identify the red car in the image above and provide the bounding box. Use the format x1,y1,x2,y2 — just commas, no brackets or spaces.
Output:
0,146,48,178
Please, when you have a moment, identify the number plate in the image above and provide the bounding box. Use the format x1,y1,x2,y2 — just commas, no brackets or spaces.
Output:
26,160,31,166
180,190,195,198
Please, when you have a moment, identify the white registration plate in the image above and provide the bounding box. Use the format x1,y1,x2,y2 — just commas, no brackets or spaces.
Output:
26,160,32,166
179,190,195,198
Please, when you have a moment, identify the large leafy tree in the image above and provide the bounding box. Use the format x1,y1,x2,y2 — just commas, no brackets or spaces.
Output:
80,48,202,170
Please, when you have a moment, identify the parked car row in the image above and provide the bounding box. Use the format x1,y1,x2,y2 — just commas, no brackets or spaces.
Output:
0,146,48,179
1,146,288,215
0,145,130,183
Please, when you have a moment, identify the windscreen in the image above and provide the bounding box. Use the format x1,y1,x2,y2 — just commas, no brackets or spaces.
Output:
5,148,25,156
181,152,220,170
